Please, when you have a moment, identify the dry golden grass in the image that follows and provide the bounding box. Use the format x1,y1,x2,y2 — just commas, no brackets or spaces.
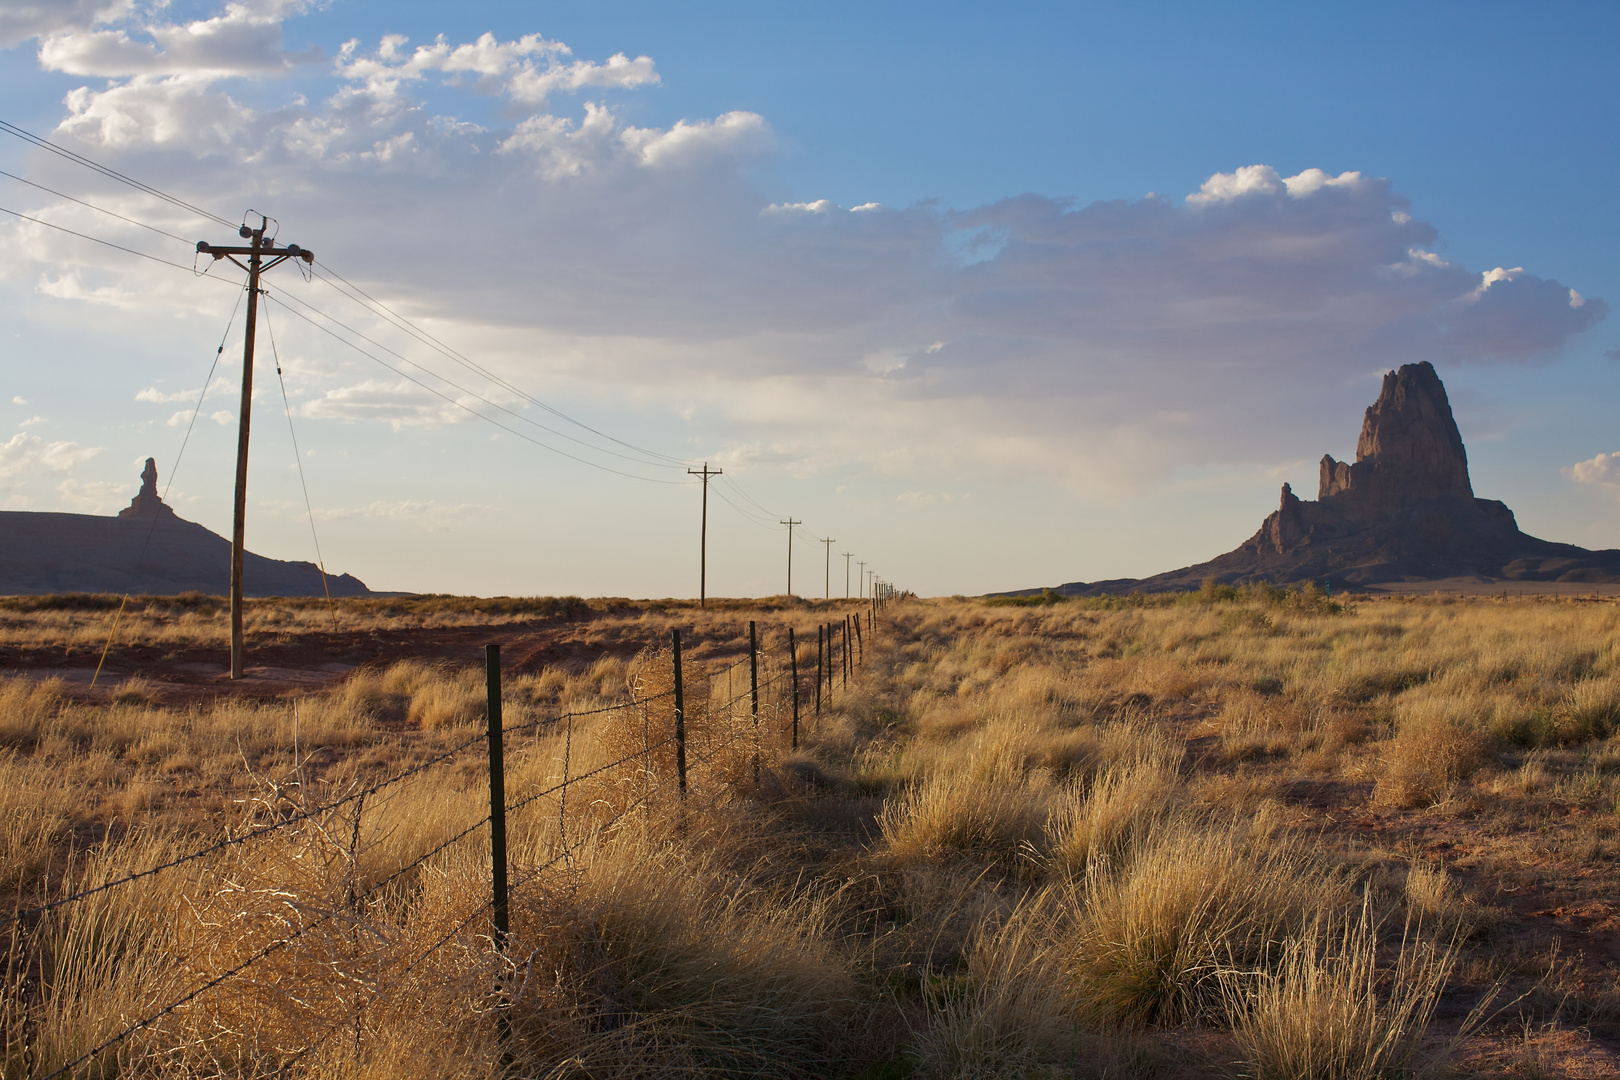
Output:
1223,907,1457,1080
4,590,1620,1077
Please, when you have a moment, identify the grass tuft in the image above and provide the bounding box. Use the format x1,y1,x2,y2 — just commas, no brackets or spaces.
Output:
1224,907,1456,1080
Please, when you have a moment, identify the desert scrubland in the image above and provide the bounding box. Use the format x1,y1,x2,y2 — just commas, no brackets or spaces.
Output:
4,589,1620,1078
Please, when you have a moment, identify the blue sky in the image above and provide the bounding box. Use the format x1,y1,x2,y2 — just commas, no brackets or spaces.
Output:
2,0,1617,596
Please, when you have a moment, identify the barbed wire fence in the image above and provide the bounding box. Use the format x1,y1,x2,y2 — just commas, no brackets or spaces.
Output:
2,607,889,1079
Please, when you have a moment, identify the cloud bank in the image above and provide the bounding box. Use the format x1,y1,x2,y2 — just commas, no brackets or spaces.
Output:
2,5,1607,496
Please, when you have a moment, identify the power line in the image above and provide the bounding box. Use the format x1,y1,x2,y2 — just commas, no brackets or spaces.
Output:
310,261,696,469
0,191,696,487
263,294,688,485
0,169,193,244
710,485,777,530
0,202,225,278
0,156,694,476
290,278,690,471
0,118,236,228
0,128,857,531
0,141,853,569
720,474,781,519
0,171,694,477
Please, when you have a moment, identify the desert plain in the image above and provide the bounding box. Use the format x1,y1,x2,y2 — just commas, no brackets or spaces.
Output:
4,587,1620,1078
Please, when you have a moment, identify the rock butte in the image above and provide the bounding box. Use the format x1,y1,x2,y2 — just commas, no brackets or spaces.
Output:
1044,361,1620,596
0,459,373,597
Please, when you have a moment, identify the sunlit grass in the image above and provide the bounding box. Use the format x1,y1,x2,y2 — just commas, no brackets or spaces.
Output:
3,591,1618,1075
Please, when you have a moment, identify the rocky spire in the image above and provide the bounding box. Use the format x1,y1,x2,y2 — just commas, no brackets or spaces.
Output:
117,457,176,518
1317,361,1473,512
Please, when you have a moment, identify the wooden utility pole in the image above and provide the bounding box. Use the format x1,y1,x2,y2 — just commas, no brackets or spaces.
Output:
819,537,836,599
842,552,854,598
196,216,313,679
780,518,801,596
857,559,866,598
687,463,722,608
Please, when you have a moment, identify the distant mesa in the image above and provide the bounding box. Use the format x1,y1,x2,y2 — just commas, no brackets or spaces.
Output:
0,459,373,597
1030,361,1620,596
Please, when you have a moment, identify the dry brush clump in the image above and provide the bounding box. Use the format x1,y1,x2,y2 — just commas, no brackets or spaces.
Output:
1222,907,1458,1080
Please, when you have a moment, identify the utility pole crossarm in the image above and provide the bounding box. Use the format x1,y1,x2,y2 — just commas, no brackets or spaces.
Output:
197,238,313,272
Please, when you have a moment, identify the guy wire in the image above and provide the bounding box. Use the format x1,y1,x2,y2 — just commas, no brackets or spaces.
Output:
263,297,339,629
91,288,246,688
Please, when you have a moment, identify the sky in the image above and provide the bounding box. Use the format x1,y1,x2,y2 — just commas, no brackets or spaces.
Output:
1,0,1618,598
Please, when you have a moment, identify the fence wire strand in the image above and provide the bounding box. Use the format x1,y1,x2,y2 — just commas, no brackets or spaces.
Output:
17,623,865,1077
3,726,489,930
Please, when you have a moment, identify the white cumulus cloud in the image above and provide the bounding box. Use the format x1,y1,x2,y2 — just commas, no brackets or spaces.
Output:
1567,452,1620,491
335,30,655,108
0,431,101,487
0,0,130,51
35,0,319,77
136,386,202,403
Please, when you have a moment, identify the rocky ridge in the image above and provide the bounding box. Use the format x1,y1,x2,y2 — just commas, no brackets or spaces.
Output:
1038,362,1620,595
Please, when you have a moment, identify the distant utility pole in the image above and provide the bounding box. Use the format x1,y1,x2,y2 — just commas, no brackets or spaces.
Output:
842,552,854,598
858,560,867,597
687,462,722,608
819,537,836,599
196,214,314,679
780,518,801,596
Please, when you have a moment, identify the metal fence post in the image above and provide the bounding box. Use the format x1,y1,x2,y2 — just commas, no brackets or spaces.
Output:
828,622,836,701
854,611,863,666
485,644,509,950
672,628,687,801
484,643,511,1055
843,616,849,689
788,627,800,750
749,620,760,783
815,624,823,714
